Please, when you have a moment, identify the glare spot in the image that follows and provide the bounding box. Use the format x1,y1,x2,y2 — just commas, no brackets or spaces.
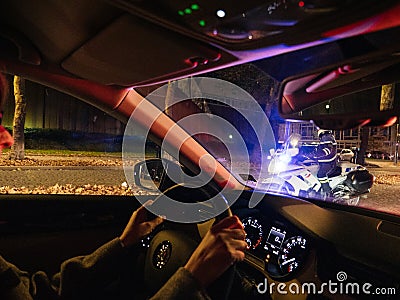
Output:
216,10,226,18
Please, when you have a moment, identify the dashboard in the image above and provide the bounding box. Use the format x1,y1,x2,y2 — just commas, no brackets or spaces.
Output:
228,192,400,300
137,186,400,299
234,208,310,280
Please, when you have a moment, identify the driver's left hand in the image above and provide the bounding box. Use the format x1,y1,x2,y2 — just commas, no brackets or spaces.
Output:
119,200,165,248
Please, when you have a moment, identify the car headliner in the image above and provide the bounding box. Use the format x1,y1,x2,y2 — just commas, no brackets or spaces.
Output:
1,1,400,88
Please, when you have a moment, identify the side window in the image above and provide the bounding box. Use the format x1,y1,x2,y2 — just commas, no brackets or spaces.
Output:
0,79,156,196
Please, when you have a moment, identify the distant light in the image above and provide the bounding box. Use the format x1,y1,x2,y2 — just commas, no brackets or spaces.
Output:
199,20,206,27
248,35,253,40
325,104,330,110
289,137,300,147
191,4,199,10
178,10,184,16
298,1,305,8
216,10,226,18
184,8,192,14
228,134,233,139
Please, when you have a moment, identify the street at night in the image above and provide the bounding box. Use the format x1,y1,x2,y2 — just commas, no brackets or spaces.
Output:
1,155,399,216
361,160,400,216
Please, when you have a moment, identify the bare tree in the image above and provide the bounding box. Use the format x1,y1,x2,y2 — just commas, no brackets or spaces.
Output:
9,76,26,160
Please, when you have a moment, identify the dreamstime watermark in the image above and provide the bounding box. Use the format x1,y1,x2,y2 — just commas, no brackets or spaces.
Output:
122,77,276,223
256,271,397,296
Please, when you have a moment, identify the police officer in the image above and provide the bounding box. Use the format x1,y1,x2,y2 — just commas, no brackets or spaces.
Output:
312,129,337,198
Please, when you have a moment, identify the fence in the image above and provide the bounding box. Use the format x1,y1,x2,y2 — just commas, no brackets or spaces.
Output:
2,79,125,135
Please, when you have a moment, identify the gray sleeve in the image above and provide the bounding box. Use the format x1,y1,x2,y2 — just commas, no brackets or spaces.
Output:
55,237,128,298
1,238,131,300
150,267,211,300
0,255,33,300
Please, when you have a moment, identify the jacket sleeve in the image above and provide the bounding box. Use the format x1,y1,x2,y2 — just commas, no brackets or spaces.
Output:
0,255,33,300
54,237,129,299
150,267,211,300
1,238,136,300
1,243,212,300
312,143,335,161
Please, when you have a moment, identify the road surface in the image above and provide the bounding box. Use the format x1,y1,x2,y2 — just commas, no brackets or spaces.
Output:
0,156,399,215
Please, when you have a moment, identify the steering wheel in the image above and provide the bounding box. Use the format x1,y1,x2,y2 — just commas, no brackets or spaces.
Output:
143,183,234,299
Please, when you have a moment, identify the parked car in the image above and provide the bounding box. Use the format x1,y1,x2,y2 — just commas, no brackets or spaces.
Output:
339,148,355,161
1,1,400,299
369,151,393,160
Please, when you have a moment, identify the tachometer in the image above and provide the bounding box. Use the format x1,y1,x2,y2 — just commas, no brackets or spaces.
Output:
242,217,263,250
278,236,307,275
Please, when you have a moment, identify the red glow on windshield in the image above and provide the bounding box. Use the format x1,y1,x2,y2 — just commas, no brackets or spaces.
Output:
383,116,397,127
323,3,400,38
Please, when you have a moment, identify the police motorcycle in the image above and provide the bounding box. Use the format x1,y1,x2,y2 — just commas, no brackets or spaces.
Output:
260,134,374,205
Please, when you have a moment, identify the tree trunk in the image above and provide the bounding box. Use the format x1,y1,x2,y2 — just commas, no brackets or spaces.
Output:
380,84,395,111
9,76,26,160
357,127,369,165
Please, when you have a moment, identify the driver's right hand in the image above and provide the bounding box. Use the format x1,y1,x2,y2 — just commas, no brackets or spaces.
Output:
184,216,247,288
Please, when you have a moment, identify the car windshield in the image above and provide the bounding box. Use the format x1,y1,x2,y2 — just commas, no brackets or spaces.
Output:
2,64,398,218
135,65,399,217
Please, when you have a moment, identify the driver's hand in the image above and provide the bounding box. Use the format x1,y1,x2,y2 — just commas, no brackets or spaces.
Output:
184,215,247,288
119,200,164,248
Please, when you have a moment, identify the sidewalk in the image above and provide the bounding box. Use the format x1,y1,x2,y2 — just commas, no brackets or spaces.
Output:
0,154,126,169
366,159,400,168
365,159,400,177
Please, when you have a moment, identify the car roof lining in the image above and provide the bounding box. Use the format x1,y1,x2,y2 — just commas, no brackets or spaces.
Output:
0,1,238,87
61,13,235,86
1,1,400,89
0,1,122,63
251,26,400,127
109,0,400,50
280,59,400,115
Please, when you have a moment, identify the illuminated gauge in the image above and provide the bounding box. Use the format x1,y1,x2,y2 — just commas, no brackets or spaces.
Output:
278,236,307,275
242,217,263,250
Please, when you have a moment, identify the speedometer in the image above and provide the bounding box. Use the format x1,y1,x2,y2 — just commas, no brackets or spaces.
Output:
242,217,263,250
278,236,307,275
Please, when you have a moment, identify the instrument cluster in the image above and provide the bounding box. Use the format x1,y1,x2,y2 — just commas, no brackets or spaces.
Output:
240,214,309,278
